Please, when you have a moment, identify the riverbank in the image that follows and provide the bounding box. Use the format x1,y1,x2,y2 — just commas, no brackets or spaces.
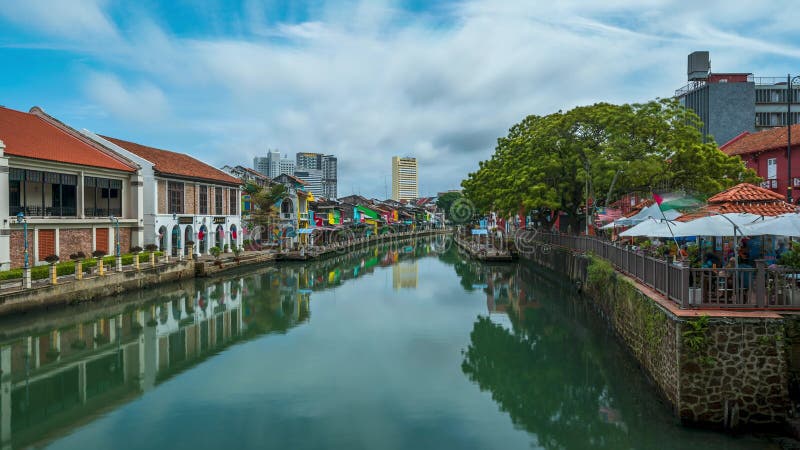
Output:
522,238,797,433
0,229,450,318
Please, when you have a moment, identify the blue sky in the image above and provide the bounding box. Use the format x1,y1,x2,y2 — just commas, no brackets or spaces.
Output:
2,0,800,198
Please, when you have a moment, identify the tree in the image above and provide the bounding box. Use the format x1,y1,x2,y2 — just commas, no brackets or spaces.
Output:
249,183,288,228
462,98,759,231
435,191,464,222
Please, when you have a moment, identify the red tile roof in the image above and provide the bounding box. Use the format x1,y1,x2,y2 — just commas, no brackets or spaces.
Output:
676,183,796,220
720,124,800,156
708,183,787,203
0,106,136,172
101,136,240,185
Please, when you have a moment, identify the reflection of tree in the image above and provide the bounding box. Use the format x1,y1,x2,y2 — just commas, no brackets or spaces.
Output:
462,314,629,450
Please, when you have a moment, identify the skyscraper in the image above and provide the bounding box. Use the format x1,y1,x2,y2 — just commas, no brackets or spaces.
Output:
392,156,418,202
254,149,282,178
296,152,337,199
294,169,324,197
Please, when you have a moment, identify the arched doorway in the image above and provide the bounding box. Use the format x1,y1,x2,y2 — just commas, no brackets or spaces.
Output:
215,225,225,249
157,226,167,252
229,224,238,249
198,225,208,254
184,225,194,256
281,198,293,218
171,225,180,257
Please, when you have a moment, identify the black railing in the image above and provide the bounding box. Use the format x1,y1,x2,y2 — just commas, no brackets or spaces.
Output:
534,233,800,310
84,208,122,218
10,205,78,217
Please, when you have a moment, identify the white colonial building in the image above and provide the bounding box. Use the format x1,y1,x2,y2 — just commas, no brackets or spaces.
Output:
0,106,144,269
84,133,242,257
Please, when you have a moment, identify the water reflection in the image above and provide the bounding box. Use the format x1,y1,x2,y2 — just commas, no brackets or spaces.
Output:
0,238,443,450
453,258,766,449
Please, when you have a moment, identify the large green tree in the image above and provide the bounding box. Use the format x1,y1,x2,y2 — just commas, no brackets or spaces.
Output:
461,99,759,230
435,191,464,222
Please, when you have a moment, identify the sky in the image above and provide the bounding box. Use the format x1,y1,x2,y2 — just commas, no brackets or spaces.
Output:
1,0,800,199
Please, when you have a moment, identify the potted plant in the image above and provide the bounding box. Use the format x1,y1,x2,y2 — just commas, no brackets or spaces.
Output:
131,246,143,270
44,254,59,284
145,244,158,266
210,246,222,267
92,250,107,275
223,243,230,253
233,246,242,263
70,251,87,280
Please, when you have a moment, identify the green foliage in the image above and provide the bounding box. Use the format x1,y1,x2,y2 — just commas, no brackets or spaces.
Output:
145,244,159,252
586,256,615,290
436,192,464,221
779,242,800,268
682,315,710,353
210,246,222,259
461,99,759,222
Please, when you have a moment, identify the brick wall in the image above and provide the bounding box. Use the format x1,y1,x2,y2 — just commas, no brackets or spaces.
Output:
157,180,167,214
10,229,34,268
185,184,196,215
59,228,92,259
120,227,132,252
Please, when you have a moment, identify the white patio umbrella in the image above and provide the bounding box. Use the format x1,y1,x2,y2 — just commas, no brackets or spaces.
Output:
615,204,682,226
740,213,800,237
619,218,686,238
672,213,762,237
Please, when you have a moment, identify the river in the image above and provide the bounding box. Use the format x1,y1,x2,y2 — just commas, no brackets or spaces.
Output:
0,237,775,449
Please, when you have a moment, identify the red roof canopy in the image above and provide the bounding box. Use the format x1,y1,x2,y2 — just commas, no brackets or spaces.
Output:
102,136,239,185
677,183,796,219
0,106,136,172
720,124,800,156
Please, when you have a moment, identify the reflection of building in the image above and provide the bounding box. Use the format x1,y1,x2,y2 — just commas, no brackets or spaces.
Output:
85,133,243,256
392,156,418,202
0,278,248,450
393,261,418,289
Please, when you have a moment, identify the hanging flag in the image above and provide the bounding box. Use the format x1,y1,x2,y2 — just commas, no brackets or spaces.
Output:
232,229,237,239
198,230,205,240
653,193,664,206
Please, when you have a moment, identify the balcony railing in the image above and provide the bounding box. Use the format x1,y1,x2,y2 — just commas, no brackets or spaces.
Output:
534,233,800,310
85,207,122,218
10,205,77,217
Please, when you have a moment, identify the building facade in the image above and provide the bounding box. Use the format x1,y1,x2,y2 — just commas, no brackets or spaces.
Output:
294,168,324,198
675,51,800,145
296,152,337,199
0,106,144,269
254,149,281,179
85,134,242,257
391,156,418,202
720,124,800,204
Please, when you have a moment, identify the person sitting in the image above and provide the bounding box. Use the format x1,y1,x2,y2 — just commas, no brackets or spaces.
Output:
702,251,721,268
738,240,752,267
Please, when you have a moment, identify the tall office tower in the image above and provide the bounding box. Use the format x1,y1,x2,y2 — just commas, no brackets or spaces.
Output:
297,152,338,199
279,155,295,176
254,149,282,178
253,156,269,176
392,156,418,202
294,169,324,197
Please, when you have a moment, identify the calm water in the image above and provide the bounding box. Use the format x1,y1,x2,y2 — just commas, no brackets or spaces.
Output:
0,237,774,449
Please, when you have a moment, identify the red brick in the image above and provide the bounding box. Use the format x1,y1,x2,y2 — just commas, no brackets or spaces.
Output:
10,229,34,268
59,229,92,259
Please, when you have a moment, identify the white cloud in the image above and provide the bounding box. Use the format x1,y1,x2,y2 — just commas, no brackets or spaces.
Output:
0,0,119,42
4,0,800,198
83,72,170,124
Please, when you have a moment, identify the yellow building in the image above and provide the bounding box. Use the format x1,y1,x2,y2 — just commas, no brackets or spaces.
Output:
391,156,418,202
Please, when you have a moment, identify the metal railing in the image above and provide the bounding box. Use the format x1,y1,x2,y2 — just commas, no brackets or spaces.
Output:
85,208,122,217
535,233,800,310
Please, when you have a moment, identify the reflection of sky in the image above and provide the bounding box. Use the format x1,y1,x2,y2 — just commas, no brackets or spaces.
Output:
46,257,537,450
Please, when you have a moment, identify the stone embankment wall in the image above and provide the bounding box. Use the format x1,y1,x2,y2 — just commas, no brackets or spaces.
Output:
0,261,194,317
523,242,791,429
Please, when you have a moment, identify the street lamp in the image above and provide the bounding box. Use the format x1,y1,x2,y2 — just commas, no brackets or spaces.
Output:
787,74,800,204
16,212,28,269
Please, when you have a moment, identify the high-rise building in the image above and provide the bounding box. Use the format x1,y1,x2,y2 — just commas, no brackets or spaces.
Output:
296,152,337,199
674,51,800,145
294,168,324,198
254,149,282,178
392,156,418,202
279,155,295,177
